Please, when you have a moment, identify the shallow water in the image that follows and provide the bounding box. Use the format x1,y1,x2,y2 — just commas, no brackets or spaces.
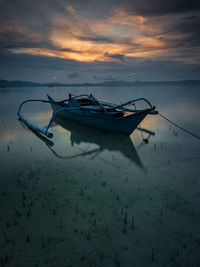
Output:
0,86,200,267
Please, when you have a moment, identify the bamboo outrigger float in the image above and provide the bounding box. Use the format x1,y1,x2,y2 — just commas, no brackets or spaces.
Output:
17,93,158,137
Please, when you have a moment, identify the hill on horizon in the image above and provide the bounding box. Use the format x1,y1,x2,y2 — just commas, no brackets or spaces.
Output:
0,79,200,87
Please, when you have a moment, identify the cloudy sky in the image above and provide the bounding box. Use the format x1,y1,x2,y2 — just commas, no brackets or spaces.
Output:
0,0,200,83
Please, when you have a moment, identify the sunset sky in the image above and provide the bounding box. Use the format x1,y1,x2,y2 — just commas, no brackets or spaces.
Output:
0,0,200,83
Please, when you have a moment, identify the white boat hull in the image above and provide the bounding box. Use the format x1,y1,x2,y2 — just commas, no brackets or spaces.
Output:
49,97,152,135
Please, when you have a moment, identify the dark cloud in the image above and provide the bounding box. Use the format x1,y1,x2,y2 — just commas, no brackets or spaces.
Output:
104,52,125,62
0,25,43,50
171,15,200,44
0,0,67,26
152,14,200,58
93,74,116,81
1,0,199,28
0,50,200,83
79,35,116,44
67,72,79,79
120,0,200,16
102,74,116,81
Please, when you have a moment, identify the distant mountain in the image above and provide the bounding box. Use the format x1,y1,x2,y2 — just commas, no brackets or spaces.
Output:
0,79,200,88
0,80,43,87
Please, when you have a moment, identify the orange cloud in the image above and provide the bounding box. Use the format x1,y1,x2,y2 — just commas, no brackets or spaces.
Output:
0,25,40,41
7,7,192,63
47,7,169,61
110,9,147,26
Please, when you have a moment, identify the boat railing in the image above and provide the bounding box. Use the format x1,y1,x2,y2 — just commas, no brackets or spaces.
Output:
58,94,92,104
99,97,157,114
67,95,156,113
102,97,153,109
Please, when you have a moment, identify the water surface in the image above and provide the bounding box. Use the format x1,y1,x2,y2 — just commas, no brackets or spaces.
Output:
0,86,200,266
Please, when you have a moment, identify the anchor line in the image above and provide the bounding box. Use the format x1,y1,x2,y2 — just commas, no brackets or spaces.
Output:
158,112,200,139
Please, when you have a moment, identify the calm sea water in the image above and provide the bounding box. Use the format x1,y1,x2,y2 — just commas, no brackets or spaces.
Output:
0,86,200,266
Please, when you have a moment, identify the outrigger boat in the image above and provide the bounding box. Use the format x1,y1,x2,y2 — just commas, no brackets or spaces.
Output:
17,93,158,137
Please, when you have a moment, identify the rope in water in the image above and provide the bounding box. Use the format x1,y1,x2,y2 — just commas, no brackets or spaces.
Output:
158,112,200,139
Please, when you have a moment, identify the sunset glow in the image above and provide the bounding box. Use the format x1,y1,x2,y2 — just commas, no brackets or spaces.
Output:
9,8,173,63
0,0,199,82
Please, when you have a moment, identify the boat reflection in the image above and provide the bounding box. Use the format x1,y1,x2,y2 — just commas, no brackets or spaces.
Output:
18,118,54,147
19,116,155,169
52,116,145,169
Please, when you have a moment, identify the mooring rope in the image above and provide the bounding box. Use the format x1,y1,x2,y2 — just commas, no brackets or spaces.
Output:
158,112,200,139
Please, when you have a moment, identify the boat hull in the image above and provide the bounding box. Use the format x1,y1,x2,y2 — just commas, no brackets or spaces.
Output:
48,97,152,135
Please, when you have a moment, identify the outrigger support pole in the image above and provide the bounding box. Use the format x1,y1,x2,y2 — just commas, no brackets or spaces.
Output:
18,113,54,138
17,99,54,138
45,107,78,133
17,98,79,139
